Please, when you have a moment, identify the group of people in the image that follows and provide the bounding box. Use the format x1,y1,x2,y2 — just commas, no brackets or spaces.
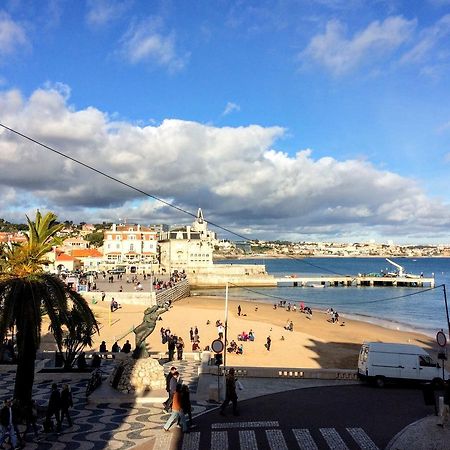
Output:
189,326,201,351
284,320,294,331
0,383,74,448
327,308,340,324
162,366,194,433
98,339,132,355
227,340,244,355
161,328,186,361
237,330,254,342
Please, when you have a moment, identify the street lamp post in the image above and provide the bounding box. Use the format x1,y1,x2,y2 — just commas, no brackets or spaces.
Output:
223,282,229,391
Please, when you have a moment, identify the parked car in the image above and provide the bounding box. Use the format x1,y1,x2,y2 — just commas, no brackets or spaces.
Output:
107,267,126,274
358,342,448,388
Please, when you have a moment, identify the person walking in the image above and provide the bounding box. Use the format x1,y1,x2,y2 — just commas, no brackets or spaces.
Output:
163,367,178,411
60,384,73,428
189,327,194,343
220,368,239,416
45,383,61,432
163,384,188,433
237,305,241,316
180,384,194,428
21,400,39,442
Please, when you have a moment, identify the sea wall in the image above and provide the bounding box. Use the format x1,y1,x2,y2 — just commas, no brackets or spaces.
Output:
155,279,190,305
187,264,276,287
87,290,156,306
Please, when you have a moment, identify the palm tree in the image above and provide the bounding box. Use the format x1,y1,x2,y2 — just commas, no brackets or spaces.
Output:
0,211,98,404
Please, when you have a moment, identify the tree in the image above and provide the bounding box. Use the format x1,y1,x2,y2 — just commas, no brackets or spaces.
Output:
0,211,98,404
51,303,98,369
85,231,104,248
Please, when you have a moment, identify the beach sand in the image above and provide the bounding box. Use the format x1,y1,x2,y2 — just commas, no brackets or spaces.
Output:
41,295,435,370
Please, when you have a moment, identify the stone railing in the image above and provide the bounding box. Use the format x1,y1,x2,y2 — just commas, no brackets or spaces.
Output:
198,353,358,380
156,279,190,305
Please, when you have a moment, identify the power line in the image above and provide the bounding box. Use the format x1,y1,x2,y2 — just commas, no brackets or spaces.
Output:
0,122,250,241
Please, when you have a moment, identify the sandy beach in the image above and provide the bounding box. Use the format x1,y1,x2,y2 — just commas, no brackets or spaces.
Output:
41,295,436,370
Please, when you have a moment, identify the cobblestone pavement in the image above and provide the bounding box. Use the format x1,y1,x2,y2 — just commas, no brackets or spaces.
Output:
0,359,216,450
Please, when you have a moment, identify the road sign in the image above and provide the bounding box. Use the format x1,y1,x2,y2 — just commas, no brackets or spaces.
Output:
211,339,224,354
436,330,447,347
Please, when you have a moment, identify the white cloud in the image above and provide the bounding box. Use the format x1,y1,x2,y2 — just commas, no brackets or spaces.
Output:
300,16,416,74
400,14,450,65
0,10,28,56
222,102,240,116
119,17,188,72
0,86,449,242
86,0,131,27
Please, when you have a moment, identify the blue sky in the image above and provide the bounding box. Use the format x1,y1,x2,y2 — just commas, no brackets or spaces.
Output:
1,0,450,243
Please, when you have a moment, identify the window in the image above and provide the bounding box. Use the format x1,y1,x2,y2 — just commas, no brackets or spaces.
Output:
130,244,134,252
419,355,437,367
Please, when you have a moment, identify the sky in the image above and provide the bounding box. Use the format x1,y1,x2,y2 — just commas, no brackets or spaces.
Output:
1,0,450,244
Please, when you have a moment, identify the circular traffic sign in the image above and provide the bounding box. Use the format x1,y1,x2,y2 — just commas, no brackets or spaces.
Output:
211,339,224,353
436,330,447,347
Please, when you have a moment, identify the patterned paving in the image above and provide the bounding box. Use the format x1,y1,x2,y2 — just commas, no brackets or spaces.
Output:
0,359,213,449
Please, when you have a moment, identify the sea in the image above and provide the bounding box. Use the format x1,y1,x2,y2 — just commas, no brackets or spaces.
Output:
192,257,450,339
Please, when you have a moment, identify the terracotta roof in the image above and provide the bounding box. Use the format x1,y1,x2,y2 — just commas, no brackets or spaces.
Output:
56,253,75,261
71,248,103,258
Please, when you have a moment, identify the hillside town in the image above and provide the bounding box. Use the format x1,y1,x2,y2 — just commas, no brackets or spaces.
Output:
1,209,449,279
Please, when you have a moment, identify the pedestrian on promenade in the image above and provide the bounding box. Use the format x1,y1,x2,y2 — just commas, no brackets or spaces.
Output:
163,384,188,433
163,367,177,411
176,337,185,361
220,368,239,416
265,336,271,351
0,399,19,449
112,341,120,353
99,341,107,353
21,400,39,442
60,384,73,428
180,384,194,428
189,327,194,342
45,383,61,432
168,335,176,361
237,305,241,316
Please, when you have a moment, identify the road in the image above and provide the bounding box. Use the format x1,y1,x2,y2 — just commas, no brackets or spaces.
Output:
153,384,433,450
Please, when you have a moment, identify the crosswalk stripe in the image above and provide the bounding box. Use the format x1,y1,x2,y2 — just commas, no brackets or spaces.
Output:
292,429,319,450
211,431,228,450
320,428,349,450
239,430,258,450
266,429,289,450
212,421,279,429
346,428,379,450
181,431,201,450
153,432,172,450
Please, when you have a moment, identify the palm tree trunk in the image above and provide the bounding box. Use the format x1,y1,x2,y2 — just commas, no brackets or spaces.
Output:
14,324,37,404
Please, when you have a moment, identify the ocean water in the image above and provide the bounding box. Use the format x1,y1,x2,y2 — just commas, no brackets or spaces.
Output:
194,257,450,338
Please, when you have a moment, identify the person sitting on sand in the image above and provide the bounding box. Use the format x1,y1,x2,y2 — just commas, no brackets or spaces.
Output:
236,344,243,355
227,340,237,353
248,330,255,341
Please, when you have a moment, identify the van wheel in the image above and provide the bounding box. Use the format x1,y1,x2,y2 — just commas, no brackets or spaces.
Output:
374,376,385,388
432,378,443,389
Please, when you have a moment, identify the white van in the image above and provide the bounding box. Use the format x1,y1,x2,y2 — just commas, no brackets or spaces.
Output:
358,342,448,387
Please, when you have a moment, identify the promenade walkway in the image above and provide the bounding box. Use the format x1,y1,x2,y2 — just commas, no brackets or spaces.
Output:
1,358,447,449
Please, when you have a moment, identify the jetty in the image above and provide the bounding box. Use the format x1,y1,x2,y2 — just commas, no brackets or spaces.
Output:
276,274,435,288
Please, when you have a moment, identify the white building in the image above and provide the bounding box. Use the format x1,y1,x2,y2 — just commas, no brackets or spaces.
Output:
103,224,159,271
159,208,217,273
